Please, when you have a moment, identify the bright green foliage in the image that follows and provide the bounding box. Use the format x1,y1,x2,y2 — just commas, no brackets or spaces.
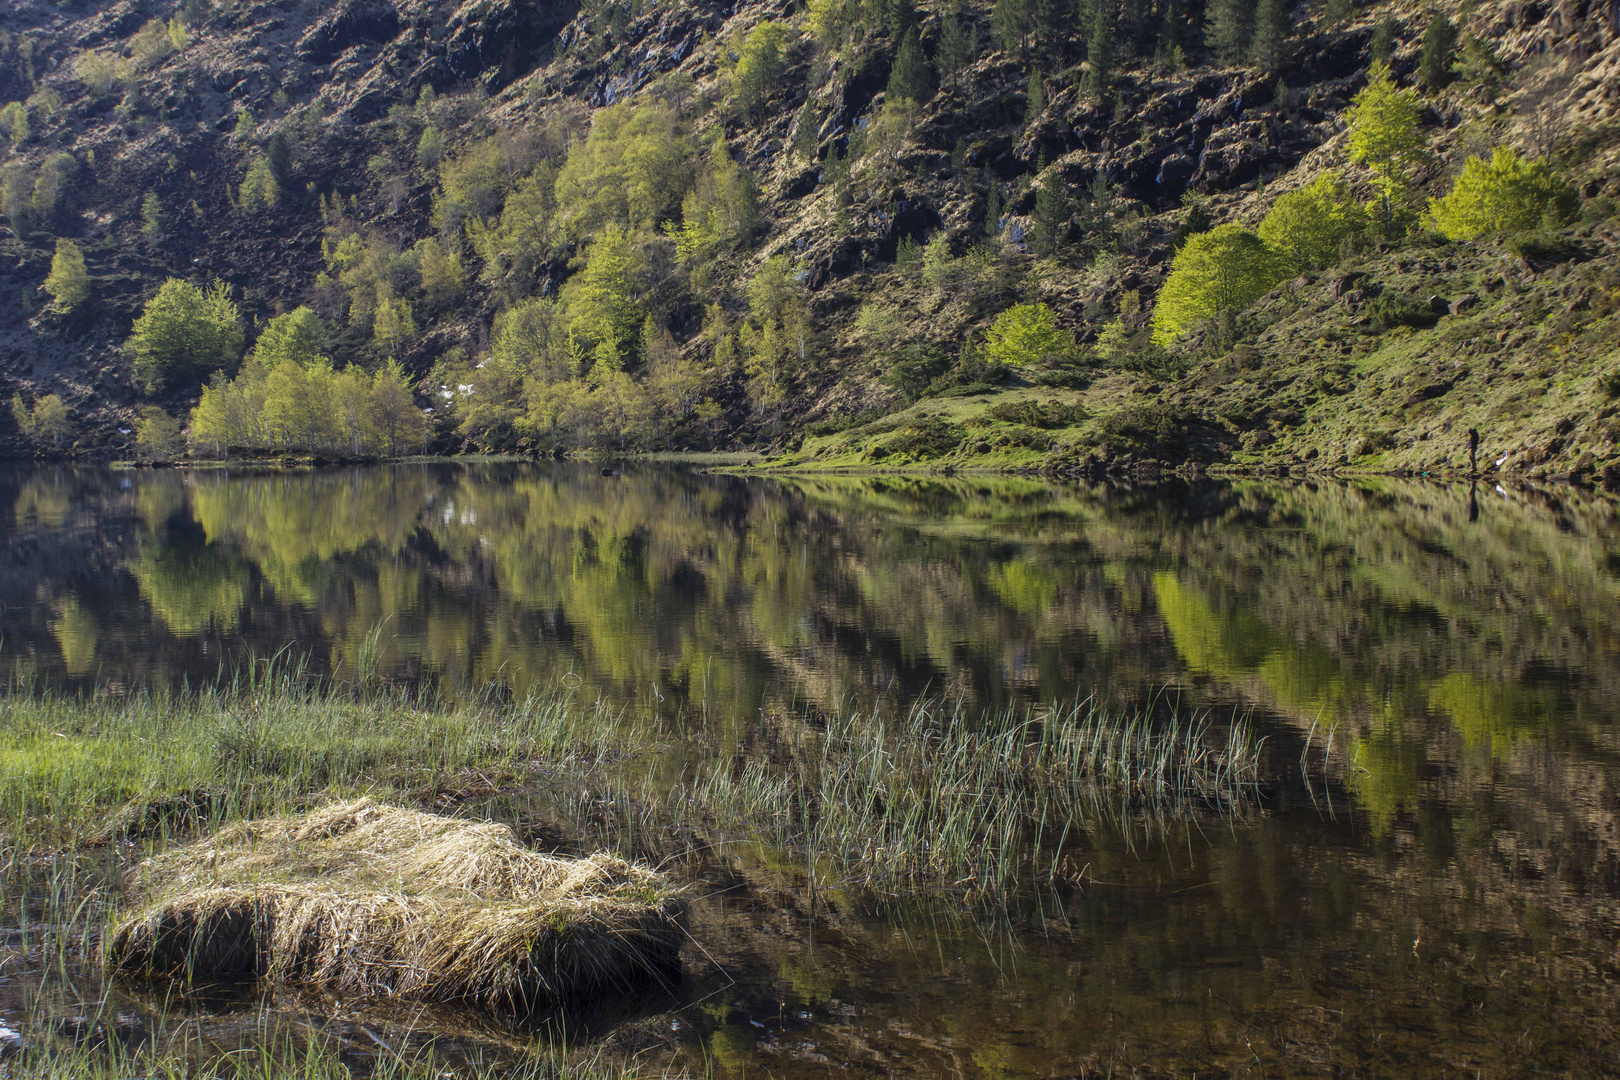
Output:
250,307,327,370
239,155,279,211
741,255,813,411
140,192,163,237
416,126,446,170
553,103,692,239
1151,224,1287,345
433,137,517,235
43,238,90,312
167,14,190,50
0,101,27,146
983,303,1070,366
1346,61,1428,229
130,278,244,394
415,238,467,313
559,224,648,375
74,52,123,98
1426,147,1578,240
466,163,556,297
733,21,789,118
134,407,185,460
671,136,759,260
373,295,417,351
887,28,934,103
1258,172,1366,271
191,336,426,458
11,393,71,450
129,18,173,69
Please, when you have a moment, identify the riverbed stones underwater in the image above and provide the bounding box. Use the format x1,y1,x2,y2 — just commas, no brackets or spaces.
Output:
103,800,687,1011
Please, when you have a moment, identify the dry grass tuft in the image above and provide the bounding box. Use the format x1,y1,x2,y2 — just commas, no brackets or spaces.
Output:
104,800,685,1012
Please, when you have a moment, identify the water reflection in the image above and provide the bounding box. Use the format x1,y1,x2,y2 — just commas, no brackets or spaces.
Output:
4,464,1620,1074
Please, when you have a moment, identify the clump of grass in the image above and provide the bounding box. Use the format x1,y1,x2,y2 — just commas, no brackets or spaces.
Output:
106,800,685,1011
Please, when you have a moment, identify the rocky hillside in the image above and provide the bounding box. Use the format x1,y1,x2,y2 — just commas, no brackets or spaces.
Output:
1,0,1618,478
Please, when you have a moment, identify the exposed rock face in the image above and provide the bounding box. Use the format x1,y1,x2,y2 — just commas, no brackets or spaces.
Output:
295,0,402,65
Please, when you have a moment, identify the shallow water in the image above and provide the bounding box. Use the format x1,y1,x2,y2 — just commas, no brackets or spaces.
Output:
3,462,1619,1076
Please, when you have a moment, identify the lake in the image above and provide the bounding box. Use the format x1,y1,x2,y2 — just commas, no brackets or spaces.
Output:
3,461,1618,1076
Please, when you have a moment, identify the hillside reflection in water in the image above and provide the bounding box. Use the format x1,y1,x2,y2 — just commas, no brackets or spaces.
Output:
4,462,1619,1075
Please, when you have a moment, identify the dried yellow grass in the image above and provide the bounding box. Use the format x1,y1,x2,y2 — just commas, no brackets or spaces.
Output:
105,800,685,1011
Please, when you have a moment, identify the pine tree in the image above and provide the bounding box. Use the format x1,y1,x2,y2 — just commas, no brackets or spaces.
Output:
1032,169,1071,252
937,0,974,88
985,178,1005,238
994,0,1033,56
1369,15,1396,65
1087,0,1114,100
1249,0,1289,74
266,128,293,187
1206,0,1256,65
1023,68,1048,131
887,28,935,102
1418,10,1457,91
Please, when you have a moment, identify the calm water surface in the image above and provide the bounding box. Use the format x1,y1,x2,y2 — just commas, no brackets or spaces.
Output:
3,462,1619,1076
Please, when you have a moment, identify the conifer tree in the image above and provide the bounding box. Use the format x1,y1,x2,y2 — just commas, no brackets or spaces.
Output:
937,0,974,89
1206,0,1257,64
1025,68,1047,125
887,28,935,103
1369,15,1396,64
1249,0,1289,74
1087,0,1114,99
994,0,1033,56
1418,10,1457,91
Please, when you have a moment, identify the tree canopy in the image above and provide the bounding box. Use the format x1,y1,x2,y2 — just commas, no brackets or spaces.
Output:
1427,147,1577,240
1258,172,1366,271
1151,225,1287,345
130,278,244,394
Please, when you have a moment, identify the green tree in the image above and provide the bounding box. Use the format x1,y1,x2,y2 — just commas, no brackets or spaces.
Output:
239,155,280,211
0,101,27,147
983,302,1070,366
371,359,428,456
266,128,294,187
11,393,71,450
1151,224,1287,344
1025,68,1047,125
1032,170,1070,253
937,0,974,89
553,103,693,240
993,0,1032,56
887,28,934,103
733,21,789,119
251,307,327,370
560,224,647,374
373,295,417,351
1257,172,1367,270
1418,10,1457,92
130,279,244,393
43,238,90,312
1248,0,1289,74
416,126,446,170
1346,60,1427,232
1206,0,1256,65
1369,15,1396,65
140,192,164,238
1426,147,1577,240
1087,1,1115,100
135,407,185,460
671,135,760,260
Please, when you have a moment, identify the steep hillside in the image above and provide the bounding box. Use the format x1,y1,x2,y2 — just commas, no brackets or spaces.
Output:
0,0,1618,478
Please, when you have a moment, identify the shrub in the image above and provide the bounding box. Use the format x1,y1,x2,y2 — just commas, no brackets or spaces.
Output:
983,303,1071,367
134,406,185,459
239,156,280,211
1427,147,1578,240
1151,224,1288,345
1370,292,1439,330
1258,172,1367,271
43,239,90,312
985,399,1087,428
130,279,244,394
